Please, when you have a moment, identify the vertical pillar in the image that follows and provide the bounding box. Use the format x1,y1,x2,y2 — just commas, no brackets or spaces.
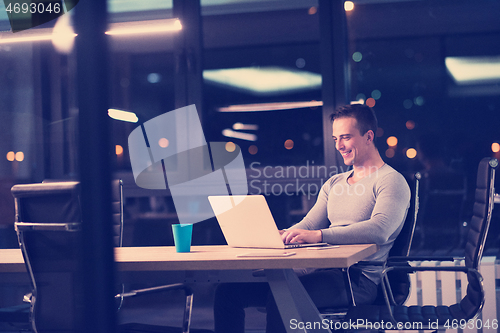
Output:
173,0,204,113
74,1,116,332
319,0,349,170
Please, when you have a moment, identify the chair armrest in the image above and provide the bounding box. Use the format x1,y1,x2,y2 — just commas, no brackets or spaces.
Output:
15,222,80,232
382,265,481,277
387,255,461,263
357,255,462,267
116,283,192,298
355,260,385,266
116,283,194,333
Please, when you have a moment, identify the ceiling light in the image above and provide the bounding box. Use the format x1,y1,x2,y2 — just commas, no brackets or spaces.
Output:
217,101,323,112
204,67,321,96
108,109,139,123
445,56,500,85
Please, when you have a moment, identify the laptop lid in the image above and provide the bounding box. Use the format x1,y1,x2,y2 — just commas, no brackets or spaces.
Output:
208,195,288,249
208,195,326,249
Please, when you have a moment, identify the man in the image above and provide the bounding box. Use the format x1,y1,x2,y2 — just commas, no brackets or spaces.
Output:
214,104,410,333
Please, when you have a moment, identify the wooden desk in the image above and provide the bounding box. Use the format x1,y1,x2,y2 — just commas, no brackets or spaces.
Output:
0,244,377,333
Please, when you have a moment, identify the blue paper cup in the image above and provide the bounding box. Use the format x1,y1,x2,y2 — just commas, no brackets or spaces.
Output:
172,224,193,253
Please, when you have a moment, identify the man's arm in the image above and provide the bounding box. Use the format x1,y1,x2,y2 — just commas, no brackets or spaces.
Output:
320,172,410,245
278,180,332,244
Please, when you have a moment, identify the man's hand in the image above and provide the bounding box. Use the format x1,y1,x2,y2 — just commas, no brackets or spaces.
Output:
280,229,322,244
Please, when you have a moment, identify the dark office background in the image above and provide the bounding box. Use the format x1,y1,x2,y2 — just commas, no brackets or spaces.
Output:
0,1,500,332
0,0,499,253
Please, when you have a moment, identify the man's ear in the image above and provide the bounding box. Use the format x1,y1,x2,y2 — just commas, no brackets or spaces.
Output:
366,130,374,144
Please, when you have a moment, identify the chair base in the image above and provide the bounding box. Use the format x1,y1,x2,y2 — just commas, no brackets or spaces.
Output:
118,322,213,333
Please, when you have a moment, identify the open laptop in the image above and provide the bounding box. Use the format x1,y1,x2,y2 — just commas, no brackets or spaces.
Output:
208,195,327,249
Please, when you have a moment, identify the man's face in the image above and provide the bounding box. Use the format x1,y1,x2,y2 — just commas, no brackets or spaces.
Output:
331,117,371,166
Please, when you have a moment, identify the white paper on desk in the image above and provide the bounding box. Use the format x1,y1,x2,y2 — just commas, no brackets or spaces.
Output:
237,251,296,257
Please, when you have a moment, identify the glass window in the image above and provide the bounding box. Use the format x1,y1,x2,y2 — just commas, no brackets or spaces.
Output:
346,0,500,252
202,1,323,167
347,0,500,181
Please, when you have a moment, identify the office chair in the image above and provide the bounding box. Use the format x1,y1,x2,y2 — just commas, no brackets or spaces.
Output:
343,157,498,329
12,181,213,333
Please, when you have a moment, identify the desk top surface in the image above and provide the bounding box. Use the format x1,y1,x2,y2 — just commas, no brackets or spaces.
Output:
0,244,378,273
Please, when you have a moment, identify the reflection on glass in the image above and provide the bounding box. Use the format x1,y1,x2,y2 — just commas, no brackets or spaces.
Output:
106,18,182,36
218,101,322,112
222,129,257,142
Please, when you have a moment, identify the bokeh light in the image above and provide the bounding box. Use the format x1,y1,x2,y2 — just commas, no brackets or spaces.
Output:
352,52,362,62
492,142,500,153
406,120,416,130
15,152,24,162
147,73,161,84
366,98,376,107
355,93,366,102
284,139,294,150
296,58,306,68
386,136,398,147
249,145,258,155
406,148,417,159
403,99,413,109
6,151,15,162
158,138,169,148
225,142,236,152
115,145,123,155
385,148,395,158
414,96,425,106
344,1,354,11
371,90,382,100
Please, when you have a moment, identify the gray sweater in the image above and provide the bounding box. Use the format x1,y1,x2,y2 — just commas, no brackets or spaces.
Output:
290,163,410,283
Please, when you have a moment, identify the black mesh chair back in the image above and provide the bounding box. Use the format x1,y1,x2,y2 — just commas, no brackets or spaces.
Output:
451,157,498,319
40,179,123,247
14,181,81,226
344,157,498,328
12,181,83,333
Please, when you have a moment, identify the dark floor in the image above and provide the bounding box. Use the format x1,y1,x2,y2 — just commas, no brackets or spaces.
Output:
117,283,266,333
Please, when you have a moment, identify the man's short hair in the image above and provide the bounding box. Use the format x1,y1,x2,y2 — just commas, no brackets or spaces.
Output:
330,104,378,139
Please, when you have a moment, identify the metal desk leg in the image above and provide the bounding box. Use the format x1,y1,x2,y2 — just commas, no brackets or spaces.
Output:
265,269,332,333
